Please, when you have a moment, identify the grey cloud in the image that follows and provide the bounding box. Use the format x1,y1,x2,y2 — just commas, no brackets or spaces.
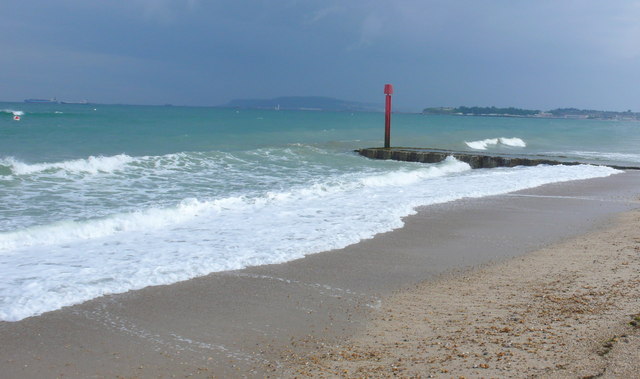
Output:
1,1,639,110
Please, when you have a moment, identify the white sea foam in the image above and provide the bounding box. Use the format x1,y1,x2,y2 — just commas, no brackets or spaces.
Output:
0,197,227,251
3,154,134,175
359,156,470,186
465,137,526,150
499,137,527,147
0,158,468,252
0,157,620,322
544,151,640,163
1,109,24,116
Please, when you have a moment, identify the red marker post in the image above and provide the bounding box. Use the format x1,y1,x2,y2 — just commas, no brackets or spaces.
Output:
384,84,393,148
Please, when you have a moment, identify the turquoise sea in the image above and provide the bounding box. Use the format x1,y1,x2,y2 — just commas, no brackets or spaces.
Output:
1,102,638,321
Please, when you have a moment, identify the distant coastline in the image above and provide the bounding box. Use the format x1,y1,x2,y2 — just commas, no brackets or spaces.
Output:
9,98,638,120
225,96,380,112
423,106,640,121
23,98,89,105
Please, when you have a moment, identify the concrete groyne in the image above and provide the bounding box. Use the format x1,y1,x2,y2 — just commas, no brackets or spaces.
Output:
357,147,640,170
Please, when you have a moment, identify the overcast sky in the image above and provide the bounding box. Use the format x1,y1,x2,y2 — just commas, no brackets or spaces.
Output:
1,0,639,111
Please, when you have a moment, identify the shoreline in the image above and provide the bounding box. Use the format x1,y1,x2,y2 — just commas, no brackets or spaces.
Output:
1,171,639,378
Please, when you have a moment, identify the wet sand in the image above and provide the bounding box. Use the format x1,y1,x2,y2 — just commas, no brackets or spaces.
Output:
1,171,639,378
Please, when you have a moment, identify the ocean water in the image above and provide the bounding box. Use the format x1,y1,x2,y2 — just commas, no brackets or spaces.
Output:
1,103,638,321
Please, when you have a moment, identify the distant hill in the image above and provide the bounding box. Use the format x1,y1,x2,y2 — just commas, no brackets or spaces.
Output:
423,106,540,116
226,96,380,112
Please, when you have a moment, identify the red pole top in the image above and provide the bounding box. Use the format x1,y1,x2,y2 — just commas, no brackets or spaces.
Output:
384,84,393,95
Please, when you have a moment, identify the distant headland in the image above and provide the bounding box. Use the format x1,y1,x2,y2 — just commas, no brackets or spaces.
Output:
423,106,640,121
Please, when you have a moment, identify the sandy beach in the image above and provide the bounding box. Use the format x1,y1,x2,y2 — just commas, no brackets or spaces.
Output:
1,171,639,378
282,198,640,378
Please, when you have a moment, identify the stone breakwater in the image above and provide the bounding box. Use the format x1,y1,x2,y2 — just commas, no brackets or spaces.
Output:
356,147,640,170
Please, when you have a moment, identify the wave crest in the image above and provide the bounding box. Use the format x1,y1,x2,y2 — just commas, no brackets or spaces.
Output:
2,154,134,175
1,109,24,116
0,197,243,251
360,156,470,187
0,157,470,252
465,137,526,150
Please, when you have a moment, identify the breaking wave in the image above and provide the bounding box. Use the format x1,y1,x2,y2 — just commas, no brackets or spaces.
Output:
1,154,134,175
465,137,526,150
1,109,24,117
0,147,622,322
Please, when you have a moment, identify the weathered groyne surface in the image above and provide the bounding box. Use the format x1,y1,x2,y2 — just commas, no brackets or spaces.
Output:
357,147,640,170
